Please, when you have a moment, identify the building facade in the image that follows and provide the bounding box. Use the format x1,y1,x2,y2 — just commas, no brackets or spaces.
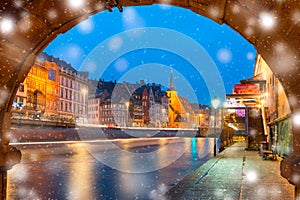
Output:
254,54,293,157
13,52,89,123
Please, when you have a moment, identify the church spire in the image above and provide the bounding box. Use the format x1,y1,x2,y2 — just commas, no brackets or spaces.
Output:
169,68,175,90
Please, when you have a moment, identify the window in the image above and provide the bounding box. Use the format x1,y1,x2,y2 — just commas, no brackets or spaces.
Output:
48,69,56,81
19,84,24,92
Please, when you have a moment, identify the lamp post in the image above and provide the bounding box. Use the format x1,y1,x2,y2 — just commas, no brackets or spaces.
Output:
187,112,189,128
211,96,220,156
81,88,88,123
125,101,129,127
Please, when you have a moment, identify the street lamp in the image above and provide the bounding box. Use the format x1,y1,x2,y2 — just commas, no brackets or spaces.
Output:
211,96,220,156
125,101,129,127
81,88,88,123
187,112,189,128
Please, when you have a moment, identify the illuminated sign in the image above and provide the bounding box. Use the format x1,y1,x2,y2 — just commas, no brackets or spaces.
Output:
233,84,260,94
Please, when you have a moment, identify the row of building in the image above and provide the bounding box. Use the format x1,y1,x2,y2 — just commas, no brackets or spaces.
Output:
13,53,89,122
13,53,210,128
87,71,210,128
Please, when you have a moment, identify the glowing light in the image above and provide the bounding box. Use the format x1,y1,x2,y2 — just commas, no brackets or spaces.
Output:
292,112,300,126
81,88,88,95
0,18,14,34
211,96,220,109
246,171,257,182
259,13,276,29
67,0,84,9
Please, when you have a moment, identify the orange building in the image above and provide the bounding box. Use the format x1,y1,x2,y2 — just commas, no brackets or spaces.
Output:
23,59,47,118
44,60,60,118
166,70,196,128
13,56,60,119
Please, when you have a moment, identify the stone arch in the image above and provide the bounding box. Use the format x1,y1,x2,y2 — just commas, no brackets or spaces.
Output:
0,1,299,154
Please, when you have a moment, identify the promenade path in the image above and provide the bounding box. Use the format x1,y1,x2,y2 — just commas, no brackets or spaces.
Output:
166,142,295,200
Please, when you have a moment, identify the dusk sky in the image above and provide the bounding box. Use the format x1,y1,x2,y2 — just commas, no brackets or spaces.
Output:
45,5,257,105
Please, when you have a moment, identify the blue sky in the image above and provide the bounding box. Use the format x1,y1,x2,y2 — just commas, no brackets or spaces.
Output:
45,5,256,104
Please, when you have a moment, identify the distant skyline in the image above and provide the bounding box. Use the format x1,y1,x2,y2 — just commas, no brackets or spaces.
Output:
45,5,257,104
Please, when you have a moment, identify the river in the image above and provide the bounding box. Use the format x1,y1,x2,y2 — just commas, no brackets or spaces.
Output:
7,137,216,199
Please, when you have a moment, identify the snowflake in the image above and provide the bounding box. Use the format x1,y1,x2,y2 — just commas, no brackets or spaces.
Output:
208,7,220,18
122,8,137,23
292,113,300,127
274,42,286,53
259,12,276,30
47,9,58,20
0,17,14,35
246,170,257,182
217,48,232,64
292,10,300,24
14,1,23,8
85,60,97,72
244,27,254,37
122,7,145,30
65,44,83,59
247,18,256,26
77,18,94,35
18,17,31,33
0,88,9,106
108,36,123,52
246,52,255,60
248,129,257,137
11,166,28,181
232,5,240,14
67,0,84,9
158,4,171,10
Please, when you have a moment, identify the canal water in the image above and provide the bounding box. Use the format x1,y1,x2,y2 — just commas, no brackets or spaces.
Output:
7,137,215,200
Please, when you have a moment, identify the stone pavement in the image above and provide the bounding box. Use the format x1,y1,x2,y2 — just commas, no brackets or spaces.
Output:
165,142,295,200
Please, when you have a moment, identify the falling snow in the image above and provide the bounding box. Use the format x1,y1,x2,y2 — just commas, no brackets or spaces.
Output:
246,170,257,182
259,12,276,30
108,36,123,52
0,18,14,35
47,9,58,20
0,88,9,106
77,18,95,35
67,0,84,9
217,48,232,64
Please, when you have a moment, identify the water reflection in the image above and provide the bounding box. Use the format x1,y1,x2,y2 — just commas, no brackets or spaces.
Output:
7,137,214,199
67,143,95,200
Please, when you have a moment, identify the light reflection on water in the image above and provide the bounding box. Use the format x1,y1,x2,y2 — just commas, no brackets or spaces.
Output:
7,137,215,199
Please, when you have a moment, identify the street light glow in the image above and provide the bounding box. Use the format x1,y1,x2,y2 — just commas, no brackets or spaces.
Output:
211,96,221,109
81,88,87,95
